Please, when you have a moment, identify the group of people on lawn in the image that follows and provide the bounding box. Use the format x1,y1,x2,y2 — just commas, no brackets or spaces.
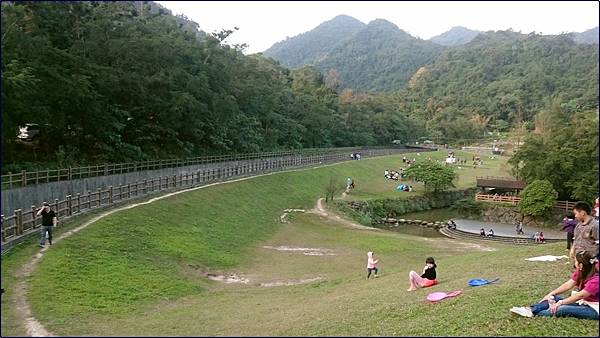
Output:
366,201,598,321
384,169,405,181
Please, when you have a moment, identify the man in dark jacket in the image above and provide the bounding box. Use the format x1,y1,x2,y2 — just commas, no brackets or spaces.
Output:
36,202,57,248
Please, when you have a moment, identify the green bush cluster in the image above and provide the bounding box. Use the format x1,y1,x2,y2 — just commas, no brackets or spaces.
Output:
342,188,476,224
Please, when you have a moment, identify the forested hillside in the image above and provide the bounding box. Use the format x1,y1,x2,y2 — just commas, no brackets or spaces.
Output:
395,30,599,142
265,17,444,92
313,19,444,91
572,26,599,44
2,2,598,201
1,2,424,169
262,15,365,69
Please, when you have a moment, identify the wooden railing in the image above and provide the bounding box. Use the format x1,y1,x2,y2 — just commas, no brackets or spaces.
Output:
1,147,433,251
1,146,389,189
475,193,577,211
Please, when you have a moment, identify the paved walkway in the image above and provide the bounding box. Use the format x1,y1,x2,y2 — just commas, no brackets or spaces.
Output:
454,219,565,240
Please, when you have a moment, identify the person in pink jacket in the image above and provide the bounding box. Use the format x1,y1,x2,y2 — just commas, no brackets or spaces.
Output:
366,251,379,279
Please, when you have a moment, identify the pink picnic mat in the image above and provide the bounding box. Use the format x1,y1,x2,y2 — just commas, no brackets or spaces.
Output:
426,290,462,302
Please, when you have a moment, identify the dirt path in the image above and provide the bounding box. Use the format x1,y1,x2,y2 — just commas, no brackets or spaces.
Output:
309,198,380,231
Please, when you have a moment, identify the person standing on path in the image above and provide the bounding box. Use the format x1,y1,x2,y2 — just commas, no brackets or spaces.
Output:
516,221,525,235
561,212,578,251
36,202,57,248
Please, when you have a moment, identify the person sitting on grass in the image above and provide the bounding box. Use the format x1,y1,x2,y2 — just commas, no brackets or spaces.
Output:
480,228,486,237
487,228,494,237
510,251,599,320
407,257,438,291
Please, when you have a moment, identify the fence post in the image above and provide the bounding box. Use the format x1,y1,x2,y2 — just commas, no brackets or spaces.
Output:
77,193,81,213
67,195,72,216
97,188,102,206
1,214,5,242
21,170,26,187
31,205,36,230
127,183,131,198
109,186,113,204
173,174,177,187
68,167,72,180
143,180,147,194
16,209,23,235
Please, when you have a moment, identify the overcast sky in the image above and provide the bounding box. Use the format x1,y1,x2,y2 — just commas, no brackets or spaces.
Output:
156,1,599,54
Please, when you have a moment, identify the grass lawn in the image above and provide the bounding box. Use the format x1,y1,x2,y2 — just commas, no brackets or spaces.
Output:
341,149,510,201
2,152,597,336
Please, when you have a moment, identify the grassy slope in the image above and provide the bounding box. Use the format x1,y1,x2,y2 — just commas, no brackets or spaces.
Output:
2,152,596,336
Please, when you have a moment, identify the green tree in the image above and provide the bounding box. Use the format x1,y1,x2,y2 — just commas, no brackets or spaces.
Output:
404,160,457,192
517,180,558,217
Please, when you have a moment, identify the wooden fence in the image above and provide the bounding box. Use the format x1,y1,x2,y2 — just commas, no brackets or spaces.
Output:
475,193,577,211
1,147,431,251
1,146,383,189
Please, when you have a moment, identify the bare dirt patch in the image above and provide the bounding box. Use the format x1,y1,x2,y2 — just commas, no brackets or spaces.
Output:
259,277,324,287
261,246,336,256
279,209,306,223
206,274,251,284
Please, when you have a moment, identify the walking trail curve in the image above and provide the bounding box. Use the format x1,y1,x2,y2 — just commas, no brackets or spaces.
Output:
9,159,374,336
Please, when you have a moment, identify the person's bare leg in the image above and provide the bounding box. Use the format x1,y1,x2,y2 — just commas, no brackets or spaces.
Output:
407,271,421,291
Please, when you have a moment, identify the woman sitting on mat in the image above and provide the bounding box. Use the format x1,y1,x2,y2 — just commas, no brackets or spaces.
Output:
407,257,438,291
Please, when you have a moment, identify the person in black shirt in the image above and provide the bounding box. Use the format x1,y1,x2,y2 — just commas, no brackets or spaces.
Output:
36,202,57,248
407,257,438,291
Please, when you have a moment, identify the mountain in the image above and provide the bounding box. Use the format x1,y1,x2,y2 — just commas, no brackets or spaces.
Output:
263,15,365,69
313,19,444,91
572,26,599,44
265,17,444,92
429,26,480,46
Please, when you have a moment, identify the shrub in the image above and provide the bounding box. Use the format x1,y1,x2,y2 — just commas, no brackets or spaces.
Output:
517,180,558,217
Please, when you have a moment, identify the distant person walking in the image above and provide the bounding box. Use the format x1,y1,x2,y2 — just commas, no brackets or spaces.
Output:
516,221,525,235
561,213,578,250
36,202,57,248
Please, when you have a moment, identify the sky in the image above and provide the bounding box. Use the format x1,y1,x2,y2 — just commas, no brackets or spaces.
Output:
156,1,599,54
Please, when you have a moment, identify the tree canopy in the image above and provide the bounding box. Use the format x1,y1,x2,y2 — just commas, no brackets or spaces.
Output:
404,160,457,192
517,179,558,217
